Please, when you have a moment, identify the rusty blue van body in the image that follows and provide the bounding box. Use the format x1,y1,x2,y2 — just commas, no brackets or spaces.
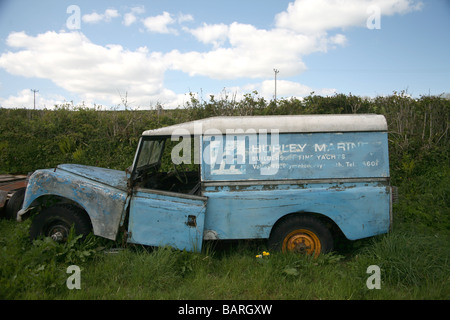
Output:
19,114,393,255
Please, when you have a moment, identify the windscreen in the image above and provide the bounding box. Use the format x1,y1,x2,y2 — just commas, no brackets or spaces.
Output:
136,139,165,169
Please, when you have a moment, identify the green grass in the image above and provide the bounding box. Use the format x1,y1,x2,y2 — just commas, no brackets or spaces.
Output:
1,217,448,300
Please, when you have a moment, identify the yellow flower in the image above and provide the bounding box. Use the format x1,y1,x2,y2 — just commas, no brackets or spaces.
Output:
256,251,270,258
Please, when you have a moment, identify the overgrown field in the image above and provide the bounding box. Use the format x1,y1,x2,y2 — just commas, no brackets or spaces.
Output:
0,92,449,300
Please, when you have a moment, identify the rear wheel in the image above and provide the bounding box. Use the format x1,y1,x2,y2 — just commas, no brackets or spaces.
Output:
268,215,333,257
5,187,26,220
29,204,92,242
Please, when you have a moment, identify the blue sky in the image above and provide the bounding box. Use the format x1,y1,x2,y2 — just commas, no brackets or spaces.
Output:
0,0,448,109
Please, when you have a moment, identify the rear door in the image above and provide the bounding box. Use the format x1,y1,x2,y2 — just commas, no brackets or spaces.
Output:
127,188,207,252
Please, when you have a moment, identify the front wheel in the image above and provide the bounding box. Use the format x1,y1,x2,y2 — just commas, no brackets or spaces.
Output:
29,204,92,242
268,215,334,257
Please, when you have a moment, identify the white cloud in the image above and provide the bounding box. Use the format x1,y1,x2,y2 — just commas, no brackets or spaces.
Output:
174,0,423,80
275,0,423,33
329,33,347,46
171,22,331,80
123,13,137,26
265,80,310,99
0,89,67,109
177,13,194,24
82,8,120,24
188,23,229,47
0,31,178,107
142,11,177,34
141,11,193,34
105,9,120,20
82,12,103,24
123,6,145,26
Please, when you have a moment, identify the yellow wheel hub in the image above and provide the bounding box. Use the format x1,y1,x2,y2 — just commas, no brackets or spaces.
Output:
282,229,321,257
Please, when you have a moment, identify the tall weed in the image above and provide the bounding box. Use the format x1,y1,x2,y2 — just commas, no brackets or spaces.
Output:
356,231,449,295
0,220,104,299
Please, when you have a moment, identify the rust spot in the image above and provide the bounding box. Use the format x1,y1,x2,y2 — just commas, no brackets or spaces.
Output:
0,178,27,192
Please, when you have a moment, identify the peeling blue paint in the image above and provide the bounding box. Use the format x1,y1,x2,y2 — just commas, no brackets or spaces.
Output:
22,165,127,240
21,115,393,253
203,181,390,240
127,189,207,252
201,132,390,181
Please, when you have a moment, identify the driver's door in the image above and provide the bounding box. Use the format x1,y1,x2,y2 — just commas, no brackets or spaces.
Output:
127,188,207,252
127,136,207,252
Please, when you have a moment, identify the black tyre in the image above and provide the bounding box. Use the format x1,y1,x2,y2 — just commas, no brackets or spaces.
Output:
5,187,26,220
29,204,92,242
268,215,334,257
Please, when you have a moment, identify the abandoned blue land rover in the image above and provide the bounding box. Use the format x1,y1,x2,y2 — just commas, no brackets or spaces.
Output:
18,114,394,256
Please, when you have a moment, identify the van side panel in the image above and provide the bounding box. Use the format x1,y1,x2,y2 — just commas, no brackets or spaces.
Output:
201,132,389,181
203,181,391,241
200,131,391,241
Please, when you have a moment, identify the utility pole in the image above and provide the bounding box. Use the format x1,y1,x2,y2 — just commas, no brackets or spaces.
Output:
31,89,39,109
273,69,279,103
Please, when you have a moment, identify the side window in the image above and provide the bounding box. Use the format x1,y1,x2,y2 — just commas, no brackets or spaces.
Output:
135,136,201,195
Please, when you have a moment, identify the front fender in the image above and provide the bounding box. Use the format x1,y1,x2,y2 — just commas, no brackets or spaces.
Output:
22,168,128,240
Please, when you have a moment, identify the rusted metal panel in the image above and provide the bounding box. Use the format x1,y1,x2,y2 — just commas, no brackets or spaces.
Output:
0,174,27,183
0,180,27,192
0,175,27,209
21,166,128,240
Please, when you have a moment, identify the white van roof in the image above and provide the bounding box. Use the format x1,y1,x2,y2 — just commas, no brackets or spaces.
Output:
142,114,387,136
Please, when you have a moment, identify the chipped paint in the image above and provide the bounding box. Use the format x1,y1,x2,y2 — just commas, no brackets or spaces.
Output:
21,115,393,252
127,188,207,252
202,181,390,241
201,131,390,181
22,165,128,240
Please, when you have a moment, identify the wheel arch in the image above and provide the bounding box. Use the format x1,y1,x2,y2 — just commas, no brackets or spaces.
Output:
269,211,345,242
24,194,93,231
21,168,127,240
